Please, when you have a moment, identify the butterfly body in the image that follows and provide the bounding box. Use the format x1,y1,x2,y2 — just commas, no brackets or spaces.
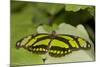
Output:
16,31,91,57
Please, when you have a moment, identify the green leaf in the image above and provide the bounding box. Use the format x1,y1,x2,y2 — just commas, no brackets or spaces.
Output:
11,1,27,13
87,6,95,16
32,7,49,25
11,1,95,65
37,23,95,64
11,2,44,65
37,23,58,33
65,4,90,12
54,10,93,26
35,2,64,15
11,48,43,66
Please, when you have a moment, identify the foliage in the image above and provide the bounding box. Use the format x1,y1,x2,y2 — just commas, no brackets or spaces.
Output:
11,1,95,66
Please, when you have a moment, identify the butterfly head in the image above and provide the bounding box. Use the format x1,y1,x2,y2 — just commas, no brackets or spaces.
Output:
52,31,56,35
50,31,57,38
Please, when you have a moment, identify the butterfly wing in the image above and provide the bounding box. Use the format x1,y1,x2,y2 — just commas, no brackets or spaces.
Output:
48,34,91,57
16,35,33,48
16,33,50,53
57,34,91,50
48,39,72,57
16,33,91,57
29,38,51,54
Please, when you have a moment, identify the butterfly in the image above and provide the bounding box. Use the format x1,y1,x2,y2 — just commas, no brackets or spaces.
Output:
16,31,91,57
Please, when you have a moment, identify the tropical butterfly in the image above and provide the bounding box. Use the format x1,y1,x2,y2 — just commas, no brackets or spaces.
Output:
16,31,91,57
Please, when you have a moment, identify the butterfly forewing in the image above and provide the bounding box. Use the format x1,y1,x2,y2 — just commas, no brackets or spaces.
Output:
25,34,49,48
16,34,49,49
16,35,33,48
58,34,91,50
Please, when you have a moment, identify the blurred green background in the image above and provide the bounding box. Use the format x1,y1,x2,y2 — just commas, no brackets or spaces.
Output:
11,1,95,66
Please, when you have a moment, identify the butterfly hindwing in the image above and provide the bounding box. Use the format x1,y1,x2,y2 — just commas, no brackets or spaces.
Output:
29,39,51,54
49,39,72,57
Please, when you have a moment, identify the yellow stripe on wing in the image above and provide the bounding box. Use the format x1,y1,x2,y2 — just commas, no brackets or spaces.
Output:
18,36,32,47
51,39,69,48
69,40,79,48
78,38,87,48
59,35,74,41
25,35,48,47
33,39,51,46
